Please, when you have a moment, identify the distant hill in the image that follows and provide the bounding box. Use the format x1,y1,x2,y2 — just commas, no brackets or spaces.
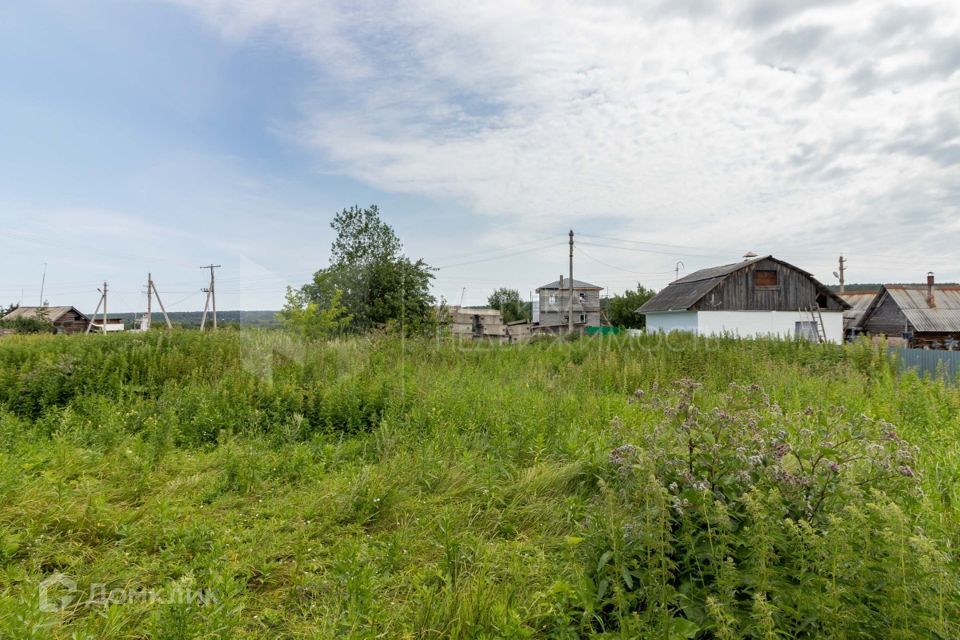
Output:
107,310,281,329
827,283,958,293
826,283,883,293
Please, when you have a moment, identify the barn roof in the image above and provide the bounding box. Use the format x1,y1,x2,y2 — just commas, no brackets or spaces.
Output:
839,291,879,330
865,285,960,333
3,306,88,323
536,278,602,291
638,255,849,313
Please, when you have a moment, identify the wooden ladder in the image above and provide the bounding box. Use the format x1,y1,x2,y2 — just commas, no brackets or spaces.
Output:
808,304,827,343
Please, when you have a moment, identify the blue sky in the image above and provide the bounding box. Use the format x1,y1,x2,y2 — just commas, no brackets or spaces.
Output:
1,0,958,312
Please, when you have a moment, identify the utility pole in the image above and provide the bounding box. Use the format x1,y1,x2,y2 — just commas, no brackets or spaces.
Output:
200,264,221,331
86,281,108,334
145,273,152,331
143,273,173,331
568,229,574,334
39,262,47,307
838,255,847,294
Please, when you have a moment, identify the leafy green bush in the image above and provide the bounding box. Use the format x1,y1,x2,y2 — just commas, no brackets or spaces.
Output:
0,315,54,334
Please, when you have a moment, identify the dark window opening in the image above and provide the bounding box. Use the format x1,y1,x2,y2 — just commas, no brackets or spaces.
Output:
755,270,779,287
816,293,828,308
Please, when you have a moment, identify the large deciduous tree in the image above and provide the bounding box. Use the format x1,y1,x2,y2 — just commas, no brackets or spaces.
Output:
282,205,436,335
487,288,527,323
606,283,656,329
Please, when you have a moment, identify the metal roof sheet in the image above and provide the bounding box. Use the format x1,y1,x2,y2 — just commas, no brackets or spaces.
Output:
885,285,960,309
536,278,602,291
839,291,878,329
883,285,960,332
902,309,960,333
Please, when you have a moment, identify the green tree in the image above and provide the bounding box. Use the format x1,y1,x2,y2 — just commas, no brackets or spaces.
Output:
487,288,527,323
278,287,352,339
606,283,656,329
294,205,436,333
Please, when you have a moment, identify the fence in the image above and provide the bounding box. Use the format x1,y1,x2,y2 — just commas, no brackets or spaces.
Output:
890,348,960,383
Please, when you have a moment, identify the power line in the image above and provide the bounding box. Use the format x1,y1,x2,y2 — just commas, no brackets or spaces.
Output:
577,240,710,258
435,241,564,269
575,245,675,277
579,233,745,256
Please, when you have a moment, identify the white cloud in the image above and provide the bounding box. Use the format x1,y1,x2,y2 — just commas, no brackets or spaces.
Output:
171,0,960,289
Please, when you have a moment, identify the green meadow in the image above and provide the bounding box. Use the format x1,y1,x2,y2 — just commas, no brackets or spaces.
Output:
1,331,958,638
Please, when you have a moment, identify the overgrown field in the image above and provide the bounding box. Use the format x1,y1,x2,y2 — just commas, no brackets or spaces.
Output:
1,331,958,638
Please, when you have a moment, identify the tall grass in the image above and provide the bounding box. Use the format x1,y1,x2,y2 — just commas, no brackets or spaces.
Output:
0,330,957,638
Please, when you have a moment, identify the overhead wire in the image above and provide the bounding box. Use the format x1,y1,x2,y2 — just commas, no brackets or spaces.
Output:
575,245,675,277
435,240,565,269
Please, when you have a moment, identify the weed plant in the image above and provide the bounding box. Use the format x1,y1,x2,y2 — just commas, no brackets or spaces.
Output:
0,331,957,638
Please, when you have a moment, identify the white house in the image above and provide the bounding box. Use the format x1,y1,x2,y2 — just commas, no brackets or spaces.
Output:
637,255,849,343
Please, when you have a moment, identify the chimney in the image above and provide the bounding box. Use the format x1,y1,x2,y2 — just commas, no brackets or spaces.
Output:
927,272,936,308
559,274,564,290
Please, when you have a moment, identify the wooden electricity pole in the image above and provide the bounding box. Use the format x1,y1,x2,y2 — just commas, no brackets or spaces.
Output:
145,274,151,328
200,264,221,331
144,273,172,330
568,229,574,334
86,282,108,334
838,255,847,294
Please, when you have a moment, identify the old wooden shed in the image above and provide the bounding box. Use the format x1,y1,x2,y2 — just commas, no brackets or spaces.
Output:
2,306,90,334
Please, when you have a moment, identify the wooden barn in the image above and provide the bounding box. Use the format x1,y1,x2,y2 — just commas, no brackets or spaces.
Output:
637,255,849,343
2,306,90,334
860,274,960,349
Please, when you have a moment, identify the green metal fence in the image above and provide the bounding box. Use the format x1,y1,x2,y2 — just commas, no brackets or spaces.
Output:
891,348,960,383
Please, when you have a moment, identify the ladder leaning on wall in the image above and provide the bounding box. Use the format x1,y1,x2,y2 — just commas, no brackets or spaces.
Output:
807,303,827,343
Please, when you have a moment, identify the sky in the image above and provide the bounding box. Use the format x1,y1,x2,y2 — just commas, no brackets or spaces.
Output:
0,0,958,313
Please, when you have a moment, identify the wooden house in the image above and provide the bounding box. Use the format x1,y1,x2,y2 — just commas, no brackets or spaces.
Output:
533,276,602,332
637,255,848,343
2,306,90,334
860,274,960,348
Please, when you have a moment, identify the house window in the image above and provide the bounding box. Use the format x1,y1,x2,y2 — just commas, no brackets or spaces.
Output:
579,313,587,323
795,321,817,341
755,270,779,287
578,292,586,302
548,294,557,305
